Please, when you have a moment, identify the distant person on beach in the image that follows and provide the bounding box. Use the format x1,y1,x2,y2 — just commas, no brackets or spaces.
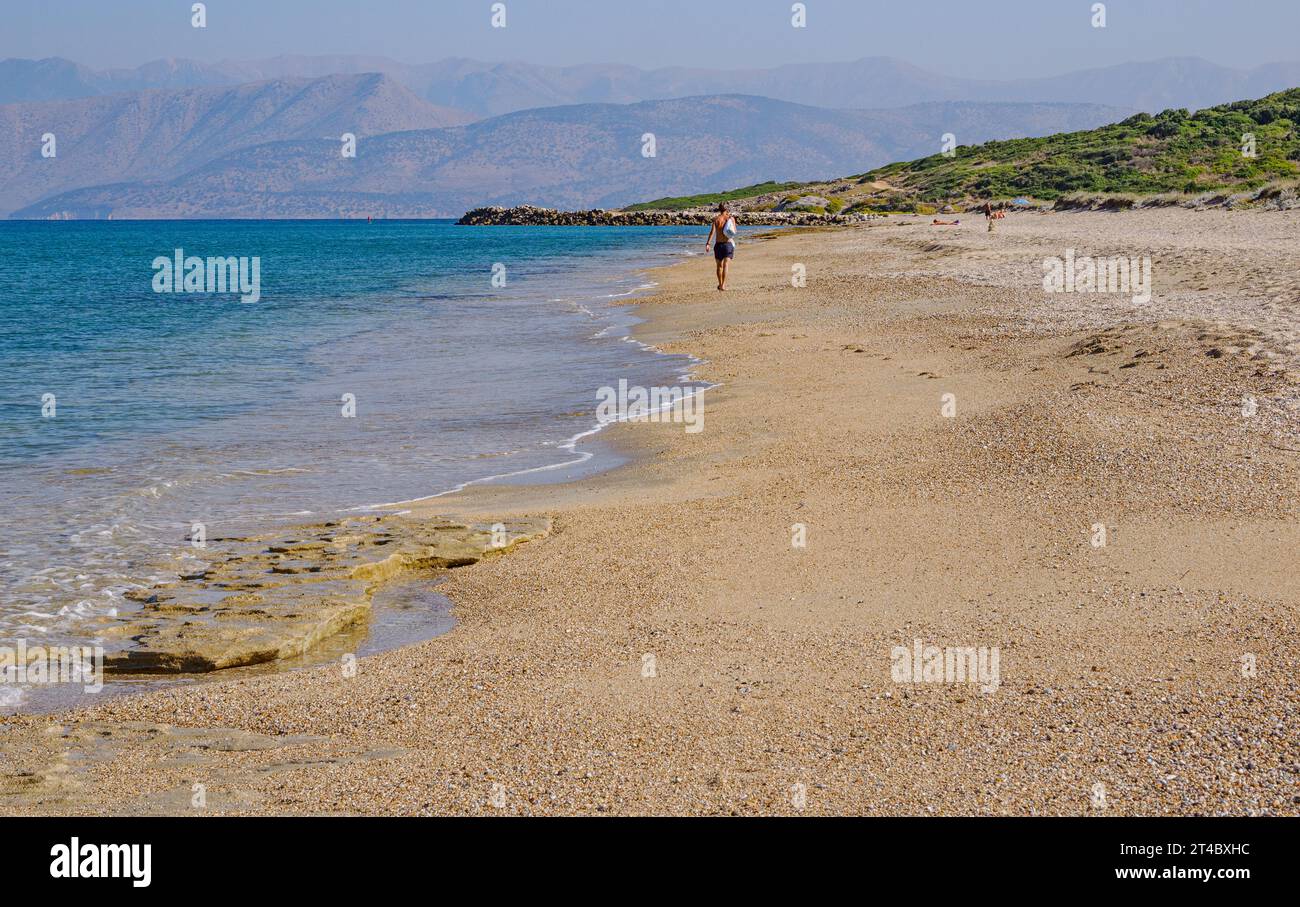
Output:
982,202,1006,231
704,203,738,290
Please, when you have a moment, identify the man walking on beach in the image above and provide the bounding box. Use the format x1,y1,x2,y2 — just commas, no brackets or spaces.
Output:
705,203,737,290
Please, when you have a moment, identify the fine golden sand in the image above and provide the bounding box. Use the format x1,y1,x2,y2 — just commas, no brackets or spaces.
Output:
3,209,1298,815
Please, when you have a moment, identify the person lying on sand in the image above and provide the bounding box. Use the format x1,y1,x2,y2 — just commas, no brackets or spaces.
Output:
704,203,738,290
932,219,961,226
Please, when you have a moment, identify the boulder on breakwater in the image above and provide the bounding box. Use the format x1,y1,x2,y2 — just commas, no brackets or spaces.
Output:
456,204,881,226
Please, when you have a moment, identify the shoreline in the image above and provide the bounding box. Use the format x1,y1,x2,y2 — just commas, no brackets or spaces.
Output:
371,271,716,509
1,226,711,711
3,209,1297,815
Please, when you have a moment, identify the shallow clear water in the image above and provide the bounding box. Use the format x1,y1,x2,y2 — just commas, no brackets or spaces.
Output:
0,219,717,687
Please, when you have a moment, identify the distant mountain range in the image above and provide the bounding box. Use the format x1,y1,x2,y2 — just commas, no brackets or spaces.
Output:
4,54,1300,116
0,74,471,216
6,91,1130,219
4,52,1295,219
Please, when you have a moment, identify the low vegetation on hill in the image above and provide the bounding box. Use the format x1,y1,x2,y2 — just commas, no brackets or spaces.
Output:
623,181,807,211
629,89,1300,213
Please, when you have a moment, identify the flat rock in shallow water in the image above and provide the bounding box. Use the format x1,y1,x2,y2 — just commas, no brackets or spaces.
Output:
100,515,549,675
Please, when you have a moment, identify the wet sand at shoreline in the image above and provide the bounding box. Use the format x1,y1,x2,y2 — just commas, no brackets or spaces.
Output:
3,209,1297,815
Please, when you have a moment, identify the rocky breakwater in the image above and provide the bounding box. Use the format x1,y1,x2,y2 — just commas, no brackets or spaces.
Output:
457,204,880,226
89,515,549,674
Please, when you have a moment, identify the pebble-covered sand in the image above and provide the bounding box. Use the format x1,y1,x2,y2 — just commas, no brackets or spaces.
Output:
2,209,1297,815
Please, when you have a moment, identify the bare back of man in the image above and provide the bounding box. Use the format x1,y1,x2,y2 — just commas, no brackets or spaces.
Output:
704,203,737,290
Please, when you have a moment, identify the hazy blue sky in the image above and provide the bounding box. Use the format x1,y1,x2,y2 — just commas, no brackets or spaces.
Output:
5,0,1298,78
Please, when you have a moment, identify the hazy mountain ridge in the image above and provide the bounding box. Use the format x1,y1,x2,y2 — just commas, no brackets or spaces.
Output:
4,54,1299,115
0,73,473,215
11,95,1130,219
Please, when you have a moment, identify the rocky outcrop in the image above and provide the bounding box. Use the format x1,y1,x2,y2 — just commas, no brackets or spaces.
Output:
777,195,833,212
456,204,881,226
94,514,549,674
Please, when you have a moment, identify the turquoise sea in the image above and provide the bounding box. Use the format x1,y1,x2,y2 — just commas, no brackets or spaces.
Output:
0,219,721,700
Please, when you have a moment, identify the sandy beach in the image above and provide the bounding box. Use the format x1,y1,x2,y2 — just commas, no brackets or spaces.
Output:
3,208,1297,816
